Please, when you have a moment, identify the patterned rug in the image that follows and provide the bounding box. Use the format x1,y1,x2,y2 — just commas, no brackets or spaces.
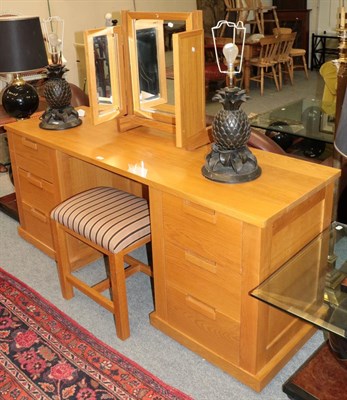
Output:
0,268,192,400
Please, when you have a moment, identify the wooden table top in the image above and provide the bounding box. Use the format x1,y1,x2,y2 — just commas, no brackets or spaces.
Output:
5,106,340,227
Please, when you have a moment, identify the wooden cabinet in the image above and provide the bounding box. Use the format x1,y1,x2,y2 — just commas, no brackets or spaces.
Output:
160,192,242,363
5,112,340,392
8,133,61,257
273,0,307,10
275,9,311,55
150,184,336,391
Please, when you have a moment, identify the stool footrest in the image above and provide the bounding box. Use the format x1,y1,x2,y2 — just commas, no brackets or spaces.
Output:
66,274,115,313
92,278,111,293
124,254,152,277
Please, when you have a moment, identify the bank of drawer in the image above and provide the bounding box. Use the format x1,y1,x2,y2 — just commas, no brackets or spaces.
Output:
11,134,54,182
165,241,241,320
18,168,56,214
21,202,53,249
167,283,240,364
162,193,242,267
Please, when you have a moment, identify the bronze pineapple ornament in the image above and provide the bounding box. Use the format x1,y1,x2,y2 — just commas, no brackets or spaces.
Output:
40,64,81,130
202,86,261,183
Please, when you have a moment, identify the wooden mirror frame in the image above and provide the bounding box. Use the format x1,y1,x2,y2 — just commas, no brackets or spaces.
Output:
85,11,209,150
84,26,126,125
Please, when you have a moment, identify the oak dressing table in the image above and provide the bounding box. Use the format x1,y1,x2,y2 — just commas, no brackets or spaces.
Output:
5,107,340,391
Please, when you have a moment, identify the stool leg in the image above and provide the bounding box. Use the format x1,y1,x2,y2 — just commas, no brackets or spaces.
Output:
51,221,75,299
108,253,130,340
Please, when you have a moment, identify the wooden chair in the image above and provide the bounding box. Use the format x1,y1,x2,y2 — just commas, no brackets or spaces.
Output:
275,32,296,89
221,0,261,36
252,0,280,34
290,47,309,79
249,35,280,95
50,186,152,341
273,27,309,79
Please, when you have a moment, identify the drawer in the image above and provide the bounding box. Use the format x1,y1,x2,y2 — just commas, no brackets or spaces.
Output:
162,193,242,267
11,134,55,182
21,202,53,249
165,241,241,320
167,283,240,364
18,168,56,214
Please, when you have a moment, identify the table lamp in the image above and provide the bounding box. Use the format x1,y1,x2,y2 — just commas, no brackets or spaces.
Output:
0,15,48,119
40,16,81,130
202,20,261,183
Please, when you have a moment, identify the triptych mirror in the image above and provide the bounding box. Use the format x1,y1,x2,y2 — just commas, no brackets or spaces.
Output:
84,10,210,150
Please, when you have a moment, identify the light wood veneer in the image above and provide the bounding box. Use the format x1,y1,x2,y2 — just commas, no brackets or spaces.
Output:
5,108,340,391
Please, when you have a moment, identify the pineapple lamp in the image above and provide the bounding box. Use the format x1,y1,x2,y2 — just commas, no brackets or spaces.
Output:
40,16,81,130
202,20,261,183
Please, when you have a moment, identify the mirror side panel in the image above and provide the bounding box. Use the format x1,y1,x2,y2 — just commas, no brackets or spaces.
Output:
174,29,210,149
84,26,126,125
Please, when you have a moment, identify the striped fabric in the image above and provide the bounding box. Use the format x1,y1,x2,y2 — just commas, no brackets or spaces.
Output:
51,187,150,254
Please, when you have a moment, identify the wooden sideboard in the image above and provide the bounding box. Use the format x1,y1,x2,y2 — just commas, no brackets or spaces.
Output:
265,8,311,58
5,109,340,391
275,9,311,55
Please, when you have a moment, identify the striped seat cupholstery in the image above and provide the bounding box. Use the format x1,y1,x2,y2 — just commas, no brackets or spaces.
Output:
51,186,150,254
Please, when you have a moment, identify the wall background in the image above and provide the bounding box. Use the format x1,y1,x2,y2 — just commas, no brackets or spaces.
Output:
0,0,342,87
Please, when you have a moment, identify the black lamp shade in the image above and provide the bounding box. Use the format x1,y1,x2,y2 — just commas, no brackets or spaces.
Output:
0,16,48,73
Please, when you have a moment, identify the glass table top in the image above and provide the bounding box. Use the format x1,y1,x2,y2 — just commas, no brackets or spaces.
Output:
251,222,347,338
249,98,335,144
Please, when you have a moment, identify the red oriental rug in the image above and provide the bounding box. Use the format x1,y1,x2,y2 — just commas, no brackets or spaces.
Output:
0,268,192,400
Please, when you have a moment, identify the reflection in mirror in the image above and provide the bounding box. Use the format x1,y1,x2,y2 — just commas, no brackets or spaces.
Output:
84,26,125,125
136,28,159,101
132,19,187,116
93,35,112,104
132,19,167,114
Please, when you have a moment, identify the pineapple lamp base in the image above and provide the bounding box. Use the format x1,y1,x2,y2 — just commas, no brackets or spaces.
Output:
202,143,261,183
39,106,82,130
202,86,261,184
39,64,82,130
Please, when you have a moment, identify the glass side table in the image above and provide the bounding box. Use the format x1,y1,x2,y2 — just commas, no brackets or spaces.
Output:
249,98,335,159
251,222,347,400
249,98,335,144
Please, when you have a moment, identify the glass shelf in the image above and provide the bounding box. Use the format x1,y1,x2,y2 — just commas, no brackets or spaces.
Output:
251,222,347,338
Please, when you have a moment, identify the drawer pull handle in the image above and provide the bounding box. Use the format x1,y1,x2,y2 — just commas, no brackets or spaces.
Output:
30,208,47,223
183,200,216,224
26,172,43,189
22,137,38,151
185,295,216,320
185,251,217,274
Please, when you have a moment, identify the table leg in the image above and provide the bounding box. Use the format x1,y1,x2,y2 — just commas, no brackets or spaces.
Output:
242,43,253,93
